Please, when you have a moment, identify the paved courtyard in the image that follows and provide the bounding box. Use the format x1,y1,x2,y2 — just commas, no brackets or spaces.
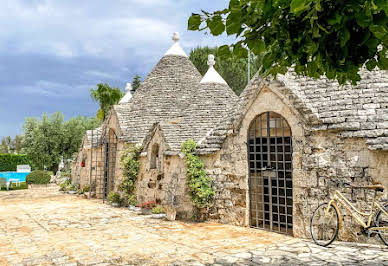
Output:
0,185,387,266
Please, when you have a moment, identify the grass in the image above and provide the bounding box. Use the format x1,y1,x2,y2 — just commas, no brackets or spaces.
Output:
0,182,28,191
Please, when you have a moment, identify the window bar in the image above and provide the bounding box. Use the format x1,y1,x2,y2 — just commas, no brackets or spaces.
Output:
254,117,259,228
281,119,288,234
265,112,272,231
260,115,265,229
275,118,280,233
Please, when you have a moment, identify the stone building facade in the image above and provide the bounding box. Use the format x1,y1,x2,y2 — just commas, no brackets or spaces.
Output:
72,32,387,243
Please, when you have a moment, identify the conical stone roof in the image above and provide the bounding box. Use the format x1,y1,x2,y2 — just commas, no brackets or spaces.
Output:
113,34,239,152
114,35,203,144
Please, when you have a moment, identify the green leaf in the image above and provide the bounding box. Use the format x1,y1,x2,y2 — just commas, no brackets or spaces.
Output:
188,14,202,31
370,25,388,40
247,39,266,54
226,11,242,35
233,41,248,58
207,15,225,36
327,12,342,25
366,58,377,70
217,45,232,58
375,0,388,14
290,0,311,15
229,0,240,9
340,28,350,47
355,9,372,28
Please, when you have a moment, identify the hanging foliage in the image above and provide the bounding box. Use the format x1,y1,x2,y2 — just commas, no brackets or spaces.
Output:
188,0,388,85
181,139,215,209
119,145,142,205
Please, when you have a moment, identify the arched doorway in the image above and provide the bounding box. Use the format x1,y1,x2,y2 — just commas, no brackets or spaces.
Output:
248,112,293,235
104,129,118,199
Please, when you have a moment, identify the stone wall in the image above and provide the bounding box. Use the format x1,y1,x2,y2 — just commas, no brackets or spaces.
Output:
135,128,194,218
204,85,387,244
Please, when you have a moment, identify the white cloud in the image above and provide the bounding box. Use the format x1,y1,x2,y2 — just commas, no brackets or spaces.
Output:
20,80,92,98
0,0,178,59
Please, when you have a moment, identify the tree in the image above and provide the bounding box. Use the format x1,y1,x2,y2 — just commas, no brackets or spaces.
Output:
0,135,23,154
188,0,388,85
22,113,100,171
131,75,142,94
90,83,124,120
14,135,23,153
190,46,261,95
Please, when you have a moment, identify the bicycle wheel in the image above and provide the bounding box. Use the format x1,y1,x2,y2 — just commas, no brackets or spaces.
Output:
310,203,339,247
375,204,388,246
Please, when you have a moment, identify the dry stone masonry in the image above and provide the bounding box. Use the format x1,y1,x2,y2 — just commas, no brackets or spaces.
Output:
72,32,388,244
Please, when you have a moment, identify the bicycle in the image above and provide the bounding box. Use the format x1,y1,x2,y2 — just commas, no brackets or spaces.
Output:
310,182,388,247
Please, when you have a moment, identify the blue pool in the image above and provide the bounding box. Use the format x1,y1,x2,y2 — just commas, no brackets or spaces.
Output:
0,172,29,182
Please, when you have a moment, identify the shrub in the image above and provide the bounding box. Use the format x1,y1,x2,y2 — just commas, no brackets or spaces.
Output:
107,191,121,204
0,154,31,172
141,201,156,209
119,145,142,205
127,194,137,206
181,139,215,209
151,206,164,214
26,170,51,185
82,185,90,193
59,179,71,191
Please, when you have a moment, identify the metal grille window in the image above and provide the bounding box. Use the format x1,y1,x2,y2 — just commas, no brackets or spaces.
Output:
248,112,293,235
103,129,118,200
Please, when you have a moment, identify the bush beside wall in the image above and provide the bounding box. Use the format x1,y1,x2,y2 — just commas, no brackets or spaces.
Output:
26,170,51,184
0,154,31,172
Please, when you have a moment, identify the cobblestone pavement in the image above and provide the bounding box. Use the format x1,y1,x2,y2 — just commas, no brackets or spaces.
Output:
0,185,387,266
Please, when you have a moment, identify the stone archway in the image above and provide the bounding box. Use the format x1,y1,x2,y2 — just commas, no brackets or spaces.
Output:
248,111,293,235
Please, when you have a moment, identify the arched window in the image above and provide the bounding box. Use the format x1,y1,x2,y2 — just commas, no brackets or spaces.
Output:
150,144,159,169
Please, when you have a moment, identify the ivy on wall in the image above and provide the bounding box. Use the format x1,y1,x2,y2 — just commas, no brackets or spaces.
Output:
181,139,215,209
119,145,142,205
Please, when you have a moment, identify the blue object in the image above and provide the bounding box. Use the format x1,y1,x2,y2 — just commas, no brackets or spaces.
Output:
0,172,29,182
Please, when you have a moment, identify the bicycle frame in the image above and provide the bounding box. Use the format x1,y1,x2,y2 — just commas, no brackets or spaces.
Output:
328,189,388,232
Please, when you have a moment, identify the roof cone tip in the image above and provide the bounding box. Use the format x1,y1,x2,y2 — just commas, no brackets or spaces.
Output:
164,32,187,57
172,32,180,42
200,54,227,85
119,83,133,104
207,54,216,67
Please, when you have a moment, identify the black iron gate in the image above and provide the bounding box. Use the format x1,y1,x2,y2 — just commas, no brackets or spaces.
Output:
103,129,118,200
248,112,293,235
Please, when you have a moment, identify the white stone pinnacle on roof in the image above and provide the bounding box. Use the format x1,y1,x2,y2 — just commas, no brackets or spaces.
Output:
200,54,227,85
164,32,188,57
119,83,133,104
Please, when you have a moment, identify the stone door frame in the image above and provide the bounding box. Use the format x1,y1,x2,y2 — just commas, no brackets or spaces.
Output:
247,111,293,235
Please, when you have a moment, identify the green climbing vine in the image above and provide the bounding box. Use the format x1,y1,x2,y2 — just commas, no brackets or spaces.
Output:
181,139,215,209
119,145,142,205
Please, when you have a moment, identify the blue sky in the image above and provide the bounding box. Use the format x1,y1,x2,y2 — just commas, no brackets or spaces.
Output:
0,0,232,138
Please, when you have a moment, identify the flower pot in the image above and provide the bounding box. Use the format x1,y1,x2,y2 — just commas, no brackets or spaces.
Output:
140,208,152,215
151,213,166,219
112,202,120,208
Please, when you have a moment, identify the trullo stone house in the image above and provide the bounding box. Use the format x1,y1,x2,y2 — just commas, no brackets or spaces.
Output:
72,32,388,243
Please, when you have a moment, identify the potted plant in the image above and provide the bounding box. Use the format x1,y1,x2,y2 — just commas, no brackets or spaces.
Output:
107,191,121,207
140,201,155,215
151,206,166,219
127,194,141,212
